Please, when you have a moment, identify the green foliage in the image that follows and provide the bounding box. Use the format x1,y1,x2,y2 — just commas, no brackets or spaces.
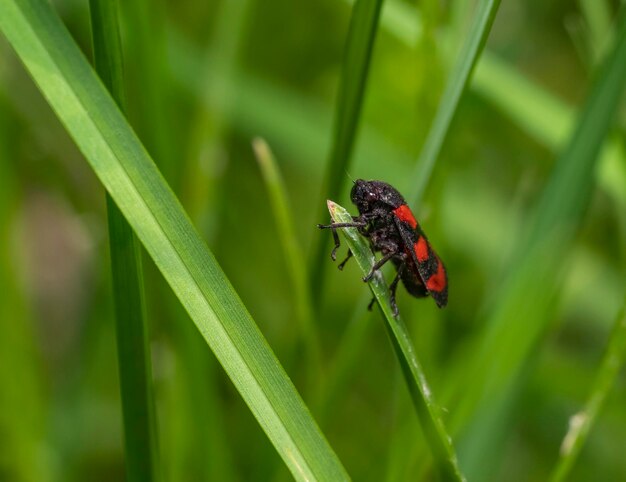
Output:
88,1,160,480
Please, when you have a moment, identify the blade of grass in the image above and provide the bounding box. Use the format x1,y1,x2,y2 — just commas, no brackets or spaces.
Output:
88,2,160,480
309,0,384,302
327,200,464,482
408,0,501,205
252,137,323,388
454,10,626,478
0,1,348,479
549,300,626,482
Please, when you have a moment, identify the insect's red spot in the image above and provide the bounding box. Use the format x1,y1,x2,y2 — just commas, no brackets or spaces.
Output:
393,204,417,229
414,236,429,262
426,260,446,292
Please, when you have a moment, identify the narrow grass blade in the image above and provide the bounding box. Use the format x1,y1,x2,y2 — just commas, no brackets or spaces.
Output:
0,1,348,479
88,2,160,480
550,301,626,482
455,10,626,478
252,138,323,386
105,200,160,481
327,200,464,482
409,0,502,205
309,0,384,300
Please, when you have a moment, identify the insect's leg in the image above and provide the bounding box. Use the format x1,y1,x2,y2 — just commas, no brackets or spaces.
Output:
337,249,353,270
317,221,367,229
389,263,405,317
330,228,341,261
363,250,396,282
367,296,376,311
318,217,366,260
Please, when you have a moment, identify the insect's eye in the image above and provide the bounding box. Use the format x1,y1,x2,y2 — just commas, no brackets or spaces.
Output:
366,191,377,202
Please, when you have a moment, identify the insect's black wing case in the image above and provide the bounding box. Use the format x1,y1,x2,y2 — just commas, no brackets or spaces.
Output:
394,217,448,308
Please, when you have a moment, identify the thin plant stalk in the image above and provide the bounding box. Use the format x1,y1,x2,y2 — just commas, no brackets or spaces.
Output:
88,1,160,480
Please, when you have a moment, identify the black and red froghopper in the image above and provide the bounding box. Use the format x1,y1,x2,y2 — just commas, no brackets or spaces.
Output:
318,179,448,316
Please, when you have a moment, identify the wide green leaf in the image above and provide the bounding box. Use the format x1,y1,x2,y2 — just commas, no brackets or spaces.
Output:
0,0,348,479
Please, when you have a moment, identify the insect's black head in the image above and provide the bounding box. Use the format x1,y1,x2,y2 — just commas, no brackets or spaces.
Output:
350,179,406,214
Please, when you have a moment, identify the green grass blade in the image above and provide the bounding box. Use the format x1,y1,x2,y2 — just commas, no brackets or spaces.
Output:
88,2,160,480
105,199,160,481
408,0,501,205
0,1,348,479
309,0,384,300
455,10,626,478
252,138,323,386
327,200,464,482
549,301,626,482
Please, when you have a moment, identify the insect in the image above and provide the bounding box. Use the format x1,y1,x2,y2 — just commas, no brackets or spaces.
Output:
318,179,448,316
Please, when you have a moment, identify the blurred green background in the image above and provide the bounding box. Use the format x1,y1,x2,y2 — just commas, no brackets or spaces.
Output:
0,0,625,481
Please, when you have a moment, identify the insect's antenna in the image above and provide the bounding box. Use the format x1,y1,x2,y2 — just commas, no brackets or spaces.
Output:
345,169,356,183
